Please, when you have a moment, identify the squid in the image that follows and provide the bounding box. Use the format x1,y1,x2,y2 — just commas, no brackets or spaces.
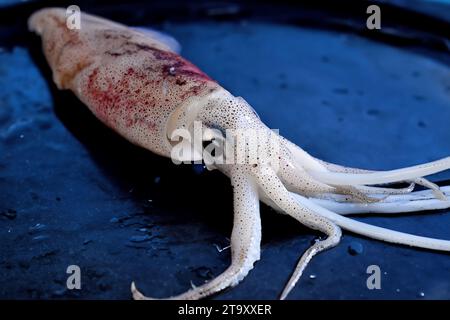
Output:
28,8,450,300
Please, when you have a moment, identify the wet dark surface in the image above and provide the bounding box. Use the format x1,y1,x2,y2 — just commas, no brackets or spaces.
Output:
1,2,450,299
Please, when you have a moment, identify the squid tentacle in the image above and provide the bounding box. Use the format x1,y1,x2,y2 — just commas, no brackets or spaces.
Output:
321,186,450,204
279,145,387,202
308,158,450,189
283,137,447,199
253,165,341,300
346,183,416,195
280,234,340,300
414,178,447,201
279,155,380,203
132,169,261,300
288,192,450,251
309,186,450,215
280,139,428,200
313,155,447,200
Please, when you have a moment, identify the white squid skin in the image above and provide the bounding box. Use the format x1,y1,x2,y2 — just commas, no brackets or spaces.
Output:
28,8,450,300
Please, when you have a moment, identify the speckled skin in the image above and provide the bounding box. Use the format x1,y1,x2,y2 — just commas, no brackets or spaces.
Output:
29,8,219,157
29,8,450,300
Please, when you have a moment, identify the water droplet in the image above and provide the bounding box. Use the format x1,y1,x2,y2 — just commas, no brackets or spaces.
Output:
418,292,425,298
348,241,364,255
396,288,400,293
169,66,176,75
154,176,161,184
309,274,317,279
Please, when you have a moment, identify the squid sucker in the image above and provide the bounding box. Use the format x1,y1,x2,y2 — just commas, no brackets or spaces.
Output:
28,8,450,300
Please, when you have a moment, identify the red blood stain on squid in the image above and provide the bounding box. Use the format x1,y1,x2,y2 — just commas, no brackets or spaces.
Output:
126,42,213,83
84,42,218,133
86,66,157,129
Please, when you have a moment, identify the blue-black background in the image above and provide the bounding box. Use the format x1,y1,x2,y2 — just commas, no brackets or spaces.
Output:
0,0,449,299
